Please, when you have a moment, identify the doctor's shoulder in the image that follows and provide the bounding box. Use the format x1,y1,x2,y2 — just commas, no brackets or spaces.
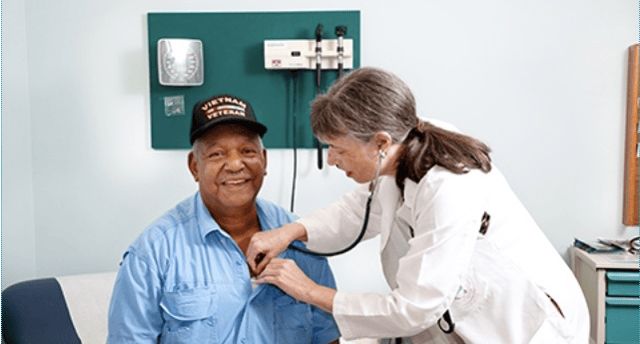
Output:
418,165,491,193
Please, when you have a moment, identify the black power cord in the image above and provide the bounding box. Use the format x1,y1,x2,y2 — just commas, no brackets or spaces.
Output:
289,69,298,213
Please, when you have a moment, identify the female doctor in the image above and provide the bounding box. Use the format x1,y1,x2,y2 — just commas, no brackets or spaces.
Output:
247,67,589,343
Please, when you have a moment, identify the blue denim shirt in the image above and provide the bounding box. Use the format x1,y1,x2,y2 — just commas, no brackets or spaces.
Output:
108,193,340,344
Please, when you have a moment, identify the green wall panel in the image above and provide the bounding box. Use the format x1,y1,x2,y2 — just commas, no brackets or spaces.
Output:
148,11,361,149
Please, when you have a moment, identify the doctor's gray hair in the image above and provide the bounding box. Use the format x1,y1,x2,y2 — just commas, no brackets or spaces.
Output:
311,67,491,193
310,67,416,143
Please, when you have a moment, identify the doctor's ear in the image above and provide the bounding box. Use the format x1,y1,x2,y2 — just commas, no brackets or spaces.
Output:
373,131,393,150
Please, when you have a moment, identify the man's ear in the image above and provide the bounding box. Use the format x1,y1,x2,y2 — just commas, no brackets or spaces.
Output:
188,151,199,182
262,148,268,171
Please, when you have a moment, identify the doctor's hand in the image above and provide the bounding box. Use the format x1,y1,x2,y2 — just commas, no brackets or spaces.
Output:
247,223,308,275
256,258,317,303
256,258,336,313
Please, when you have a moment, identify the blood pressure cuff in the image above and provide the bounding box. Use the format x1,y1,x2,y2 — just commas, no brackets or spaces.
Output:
2,278,81,344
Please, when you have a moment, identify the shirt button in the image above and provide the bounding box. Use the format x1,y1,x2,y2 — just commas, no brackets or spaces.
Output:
235,260,242,266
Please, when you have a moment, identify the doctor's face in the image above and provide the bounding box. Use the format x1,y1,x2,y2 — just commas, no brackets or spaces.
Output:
323,135,379,184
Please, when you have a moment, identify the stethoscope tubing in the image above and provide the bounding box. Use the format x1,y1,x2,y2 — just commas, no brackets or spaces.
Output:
288,193,373,257
288,150,384,257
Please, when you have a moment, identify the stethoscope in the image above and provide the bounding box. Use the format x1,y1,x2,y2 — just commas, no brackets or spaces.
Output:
284,148,457,335
287,149,385,257
267,147,459,336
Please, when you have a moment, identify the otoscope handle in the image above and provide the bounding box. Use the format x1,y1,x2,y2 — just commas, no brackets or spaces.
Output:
335,26,346,77
315,23,324,169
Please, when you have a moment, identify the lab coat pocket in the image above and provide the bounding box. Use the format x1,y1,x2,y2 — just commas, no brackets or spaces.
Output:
448,236,551,344
447,262,490,321
528,293,574,343
274,293,313,344
159,288,217,344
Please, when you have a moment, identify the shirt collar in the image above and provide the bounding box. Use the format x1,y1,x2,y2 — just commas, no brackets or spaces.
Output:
195,192,221,241
195,192,278,242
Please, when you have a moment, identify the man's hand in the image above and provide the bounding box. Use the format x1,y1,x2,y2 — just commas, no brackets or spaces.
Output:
246,223,306,275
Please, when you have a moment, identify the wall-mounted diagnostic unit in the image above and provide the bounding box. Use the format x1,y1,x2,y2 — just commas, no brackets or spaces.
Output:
264,39,353,70
264,24,354,170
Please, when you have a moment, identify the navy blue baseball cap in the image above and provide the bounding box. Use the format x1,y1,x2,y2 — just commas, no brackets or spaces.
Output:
189,94,267,144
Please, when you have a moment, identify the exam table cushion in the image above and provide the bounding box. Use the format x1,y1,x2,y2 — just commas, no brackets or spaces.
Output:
2,277,81,344
1,272,117,344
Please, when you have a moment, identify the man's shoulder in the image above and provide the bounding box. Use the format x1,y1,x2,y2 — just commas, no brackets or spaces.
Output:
256,198,298,227
128,194,198,256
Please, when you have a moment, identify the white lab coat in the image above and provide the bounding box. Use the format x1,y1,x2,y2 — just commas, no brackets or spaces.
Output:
297,165,590,343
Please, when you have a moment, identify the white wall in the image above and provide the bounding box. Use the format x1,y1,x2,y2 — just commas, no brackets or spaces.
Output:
2,0,37,288
2,0,638,295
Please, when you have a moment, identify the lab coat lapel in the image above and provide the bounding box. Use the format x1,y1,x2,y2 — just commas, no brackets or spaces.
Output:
380,178,418,253
376,177,403,253
379,179,417,287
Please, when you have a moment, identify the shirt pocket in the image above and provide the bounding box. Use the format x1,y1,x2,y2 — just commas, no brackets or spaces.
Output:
274,294,313,344
159,288,217,344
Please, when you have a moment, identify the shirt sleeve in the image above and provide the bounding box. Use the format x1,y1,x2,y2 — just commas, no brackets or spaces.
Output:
333,171,488,340
107,249,164,344
297,182,383,253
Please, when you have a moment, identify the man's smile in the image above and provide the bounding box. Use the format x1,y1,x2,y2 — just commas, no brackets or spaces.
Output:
221,178,251,186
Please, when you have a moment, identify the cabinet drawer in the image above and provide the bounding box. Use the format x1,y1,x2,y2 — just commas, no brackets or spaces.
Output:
606,271,639,296
605,297,639,343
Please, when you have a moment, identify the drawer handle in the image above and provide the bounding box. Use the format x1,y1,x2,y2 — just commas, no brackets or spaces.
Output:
605,297,640,306
606,271,639,282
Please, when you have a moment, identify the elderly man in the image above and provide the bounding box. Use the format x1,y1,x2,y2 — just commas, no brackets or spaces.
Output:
108,94,340,344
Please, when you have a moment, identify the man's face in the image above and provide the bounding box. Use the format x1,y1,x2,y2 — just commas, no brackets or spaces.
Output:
189,124,267,212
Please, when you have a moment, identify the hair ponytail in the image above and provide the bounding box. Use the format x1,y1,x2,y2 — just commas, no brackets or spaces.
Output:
395,121,492,193
307,67,491,193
